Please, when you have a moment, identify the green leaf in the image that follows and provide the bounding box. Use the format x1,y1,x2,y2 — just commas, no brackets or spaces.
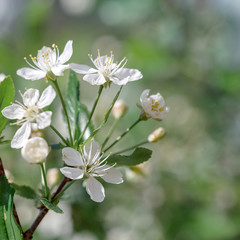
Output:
65,71,94,143
0,175,23,240
66,70,80,139
0,76,15,136
107,147,152,166
78,104,94,142
11,184,38,200
40,198,63,214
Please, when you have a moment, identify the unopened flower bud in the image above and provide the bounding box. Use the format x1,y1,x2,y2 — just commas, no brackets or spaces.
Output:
47,168,61,188
0,73,7,82
112,99,127,119
5,169,14,183
148,127,166,142
21,137,49,164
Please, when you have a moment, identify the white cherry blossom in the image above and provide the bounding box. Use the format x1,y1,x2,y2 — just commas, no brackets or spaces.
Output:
140,89,169,120
60,140,123,202
17,40,73,81
1,85,56,149
21,137,49,164
70,50,142,86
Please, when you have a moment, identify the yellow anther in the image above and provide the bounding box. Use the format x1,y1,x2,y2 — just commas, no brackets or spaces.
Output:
24,57,27,60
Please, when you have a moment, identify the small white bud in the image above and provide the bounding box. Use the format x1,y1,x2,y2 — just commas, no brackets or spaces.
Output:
0,73,7,82
5,169,14,183
148,127,166,142
47,168,61,188
21,137,49,164
112,99,127,119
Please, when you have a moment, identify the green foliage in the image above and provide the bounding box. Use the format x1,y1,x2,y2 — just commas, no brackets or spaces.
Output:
65,70,94,145
78,104,94,142
0,175,22,240
66,70,81,139
40,198,63,214
0,76,15,137
11,184,38,200
107,147,152,166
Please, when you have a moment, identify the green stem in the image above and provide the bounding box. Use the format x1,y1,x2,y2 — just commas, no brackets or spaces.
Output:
40,163,50,199
53,80,73,145
82,86,123,146
113,140,148,155
104,118,142,152
50,125,68,146
78,85,104,144
101,117,121,149
52,180,75,203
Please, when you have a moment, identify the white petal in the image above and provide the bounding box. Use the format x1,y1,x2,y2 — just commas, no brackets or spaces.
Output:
1,104,25,120
11,122,31,149
36,111,52,129
58,40,73,64
111,68,143,85
37,85,56,109
51,64,70,76
83,73,106,85
23,88,40,107
98,165,123,184
60,167,84,180
62,147,84,166
70,63,98,74
140,89,150,103
83,140,101,164
86,177,105,202
17,68,46,81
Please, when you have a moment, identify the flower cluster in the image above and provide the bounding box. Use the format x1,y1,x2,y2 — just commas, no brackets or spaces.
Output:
1,40,169,205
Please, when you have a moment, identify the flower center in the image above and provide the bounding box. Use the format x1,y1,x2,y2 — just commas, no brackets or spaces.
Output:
151,99,164,112
25,105,40,122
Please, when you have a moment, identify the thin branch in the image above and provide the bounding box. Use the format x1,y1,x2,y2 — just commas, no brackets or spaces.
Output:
23,177,71,240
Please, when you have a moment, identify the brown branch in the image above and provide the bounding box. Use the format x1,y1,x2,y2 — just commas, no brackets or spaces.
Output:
23,177,71,240
0,158,23,232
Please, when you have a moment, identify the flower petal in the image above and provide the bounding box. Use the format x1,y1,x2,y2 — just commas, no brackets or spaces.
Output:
11,122,31,149
37,85,56,109
58,40,73,64
51,64,70,76
23,88,40,107
1,104,25,120
60,167,84,180
17,68,46,81
70,63,98,74
86,177,105,202
36,111,52,129
62,147,84,166
83,73,106,85
98,165,123,184
111,68,143,85
140,89,150,104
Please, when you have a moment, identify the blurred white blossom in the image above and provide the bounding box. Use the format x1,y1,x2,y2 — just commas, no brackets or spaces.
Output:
140,89,169,120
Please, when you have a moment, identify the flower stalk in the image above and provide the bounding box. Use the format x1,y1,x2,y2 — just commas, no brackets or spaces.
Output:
103,118,142,152
52,80,73,145
40,163,50,199
78,85,104,144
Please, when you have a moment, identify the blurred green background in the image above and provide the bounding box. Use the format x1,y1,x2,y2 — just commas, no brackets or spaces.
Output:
1,0,240,239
